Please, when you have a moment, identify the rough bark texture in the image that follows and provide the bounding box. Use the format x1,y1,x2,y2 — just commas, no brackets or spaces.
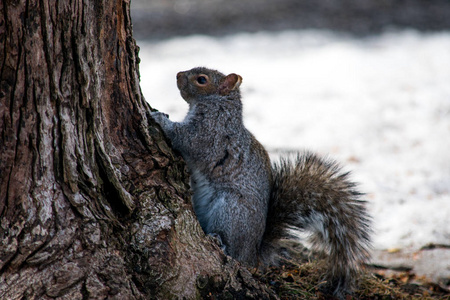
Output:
0,1,273,299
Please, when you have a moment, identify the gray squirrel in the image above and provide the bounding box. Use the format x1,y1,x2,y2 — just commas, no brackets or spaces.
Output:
151,67,371,298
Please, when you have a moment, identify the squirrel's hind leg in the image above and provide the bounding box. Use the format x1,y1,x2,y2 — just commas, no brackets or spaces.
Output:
207,191,267,267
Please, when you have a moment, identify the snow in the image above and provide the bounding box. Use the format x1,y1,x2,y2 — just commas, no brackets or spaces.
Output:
137,29,450,251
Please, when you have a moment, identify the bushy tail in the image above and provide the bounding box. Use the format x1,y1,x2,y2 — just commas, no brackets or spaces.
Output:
261,152,371,298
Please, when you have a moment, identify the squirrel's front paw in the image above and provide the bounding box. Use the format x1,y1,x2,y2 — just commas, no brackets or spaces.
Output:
150,111,169,124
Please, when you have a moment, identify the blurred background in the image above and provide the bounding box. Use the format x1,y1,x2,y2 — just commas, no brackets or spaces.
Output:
131,0,450,288
131,0,450,39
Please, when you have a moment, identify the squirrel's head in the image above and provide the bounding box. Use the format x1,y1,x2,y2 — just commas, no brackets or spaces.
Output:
176,67,242,103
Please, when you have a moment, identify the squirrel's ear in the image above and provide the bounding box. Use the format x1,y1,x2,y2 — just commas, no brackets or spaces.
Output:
218,73,242,96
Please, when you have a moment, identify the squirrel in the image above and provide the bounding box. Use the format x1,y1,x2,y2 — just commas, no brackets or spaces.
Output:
150,67,371,298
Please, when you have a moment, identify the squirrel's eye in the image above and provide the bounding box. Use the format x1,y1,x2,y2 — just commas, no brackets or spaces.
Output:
196,76,208,85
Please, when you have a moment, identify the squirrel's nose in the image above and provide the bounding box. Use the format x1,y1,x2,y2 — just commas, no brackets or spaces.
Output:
176,72,184,80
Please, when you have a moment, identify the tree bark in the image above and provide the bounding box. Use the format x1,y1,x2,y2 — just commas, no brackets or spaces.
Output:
0,1,273,299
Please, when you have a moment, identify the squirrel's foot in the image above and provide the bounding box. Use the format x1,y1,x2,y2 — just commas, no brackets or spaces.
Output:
208,233,226,252
150,111,169,124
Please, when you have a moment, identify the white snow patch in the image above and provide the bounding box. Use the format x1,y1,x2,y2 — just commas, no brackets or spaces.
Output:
138,29,450,250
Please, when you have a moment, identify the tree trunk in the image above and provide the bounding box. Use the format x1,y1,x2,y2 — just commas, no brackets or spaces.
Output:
0,1,273,299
